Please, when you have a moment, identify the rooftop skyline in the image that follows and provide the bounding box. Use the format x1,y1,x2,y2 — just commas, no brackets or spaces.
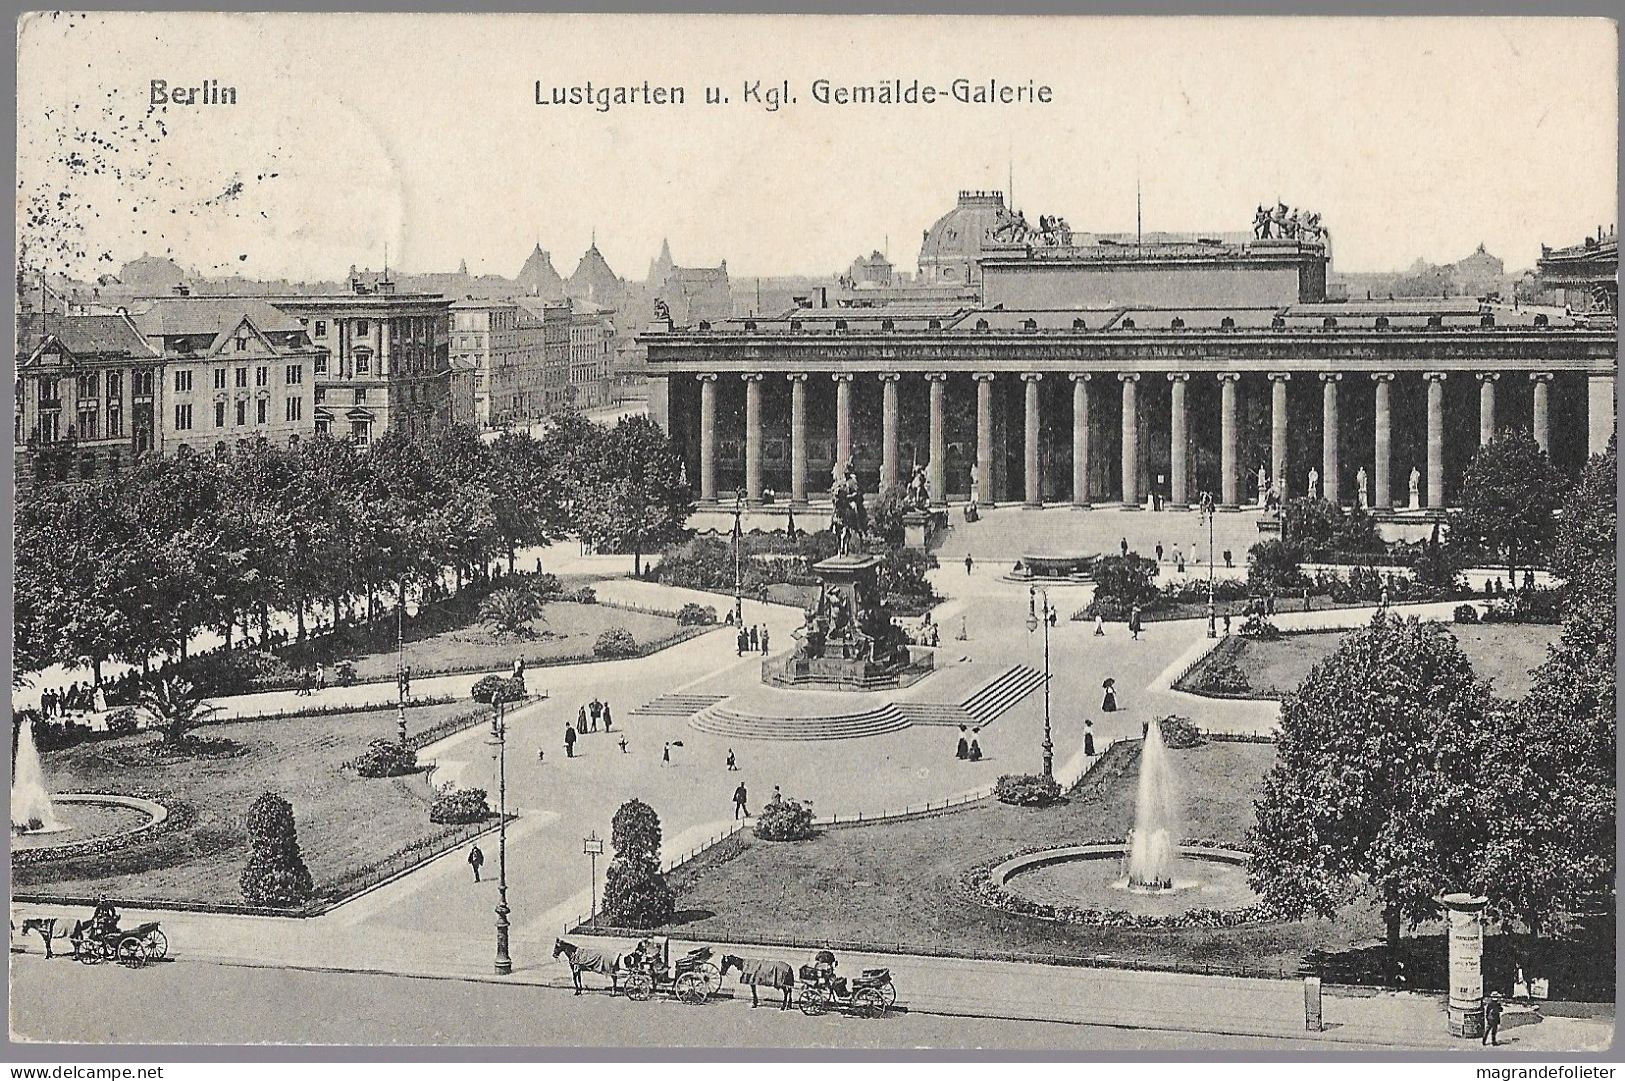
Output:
17,14,1618,283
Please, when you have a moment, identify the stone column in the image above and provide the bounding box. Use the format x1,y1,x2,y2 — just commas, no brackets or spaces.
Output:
833,373,853,472
1070,374,1091,508
927,372,948,507
1477,373,1498,446
975,373,995,507
697,373,718,504
1320,373,1341,506
1120,373,1140,508
1426,371,1447,509
788,374,808,506
743,373,763,505
1372,374,1394,510
1219,373,1240,508
1269,372,1290,495
1168,373,1189,508
1530,372,1551,453
880,372,901,491
1023,372,1043,508
1588,372,1615,457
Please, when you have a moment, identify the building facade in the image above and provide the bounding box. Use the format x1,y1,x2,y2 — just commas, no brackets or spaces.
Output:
568,302,615,410
270,282,453,446
645,202,1617,514
1536,228,1618,315
450,298,522,427
132,297,321,454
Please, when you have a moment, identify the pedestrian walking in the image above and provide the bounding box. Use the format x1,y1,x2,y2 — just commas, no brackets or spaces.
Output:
590,698,602,727
1129,605,1143,640
726,748,737,771
315,663,326,691
760,628,770,655
968,730,983,762
1303,586,1311,611
956,725,970,760
538,748,545,763
1101,678,1118,713
1223,613,1232,635
93,685,107,713
602,703,612,732
749,625,760,652
564,724,577,758
964,554,974,576
733,782,750,819
1083,719,1096,757
400,665,412,699
662,742,671,767
297,669,313,697
1155,542,1164,563
468,844,485,883
578,705,588,734
1482,992,1503,1046
1094,614,1105,637
737,627,748,656
1223,548,1233,569
770,785,782,805
618,736,629,754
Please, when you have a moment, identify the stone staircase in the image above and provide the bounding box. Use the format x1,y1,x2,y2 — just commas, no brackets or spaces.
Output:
897,664,1050,728
689,703,910,741
630,693,729,718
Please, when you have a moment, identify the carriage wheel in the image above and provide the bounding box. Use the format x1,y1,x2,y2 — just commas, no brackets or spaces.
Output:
76,939,101,965
624,973,655,1002
881,983,897,1009
694,961,721,997
116,938,146,969
145,929,168,960
852,987,886,1018
674,972,707,1005
798,988,827,1016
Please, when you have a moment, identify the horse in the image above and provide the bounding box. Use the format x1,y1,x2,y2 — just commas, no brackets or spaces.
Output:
720,953,796,1010
553,937,633,996
17,916,89,958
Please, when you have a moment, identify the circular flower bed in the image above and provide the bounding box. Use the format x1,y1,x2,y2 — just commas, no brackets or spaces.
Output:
959,838,1280,930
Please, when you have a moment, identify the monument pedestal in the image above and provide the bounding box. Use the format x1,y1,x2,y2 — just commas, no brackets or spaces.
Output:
766,554,925,691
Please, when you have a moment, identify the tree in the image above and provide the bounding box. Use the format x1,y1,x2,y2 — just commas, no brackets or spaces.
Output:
1452,431,1565,582
138,676,221,747
1092,553,1160,605
574,416,693,575
603,798,675,928
240,792,315,907
1281,497,1341,554
1246,539,1305,592
479,586,545,637
1248,613,1495,968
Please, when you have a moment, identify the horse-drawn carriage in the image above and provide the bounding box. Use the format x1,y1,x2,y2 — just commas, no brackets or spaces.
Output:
74,919,168,968
623,936,721,1005
797,951,894,1017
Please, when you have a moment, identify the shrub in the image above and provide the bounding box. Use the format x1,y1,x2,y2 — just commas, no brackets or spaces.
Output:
1093,554,1161,606
1199,660,1252,695
676,603,719,626
754,798,816,841
350,737,418,778
1247,540,1306,592
995,773,1062,807
471,674,525,705
1081,595,1135,622
105,707,141,735
533,573,564,597
571,586,599,605
593,627,639,657
240,792,314,907
1453,603,1480,625
1239,614,1282,640
1156,715,1205,748
602,855,676,928
612,798,663,861
334,660,358,687
430,787,491,824
479,586,545,637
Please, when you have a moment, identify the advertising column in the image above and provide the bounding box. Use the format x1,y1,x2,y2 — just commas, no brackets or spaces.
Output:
1442,893,1489,1038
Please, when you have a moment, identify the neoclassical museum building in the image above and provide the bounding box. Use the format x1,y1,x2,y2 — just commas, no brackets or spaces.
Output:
644,192,1617,517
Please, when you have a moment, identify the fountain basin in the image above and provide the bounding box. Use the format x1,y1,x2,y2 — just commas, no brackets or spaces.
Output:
965,842,1268,929
11,794,168,863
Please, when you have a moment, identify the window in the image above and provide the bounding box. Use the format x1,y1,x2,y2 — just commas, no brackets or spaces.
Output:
174,404,193,430
285,397,302,422
106,372,122,399
315,320,326,338
315,418,331,436
235,400,247,426
134,371,153,396
213,367,227,390
314,387,326,404
174,370,192,392
77,406,97,440
78,372,99,398
106,405,122,438
355,350,371,375
314,351,328,375
286,364,302,385
256,399,268,425
255,366,268,388
354,388,367,404
355,319,369,336
349,419,370,444
236,337,248,351
38,378,58,404
214,401,226,428
235,367,249,388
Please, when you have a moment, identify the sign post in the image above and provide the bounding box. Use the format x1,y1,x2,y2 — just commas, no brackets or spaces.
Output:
1442,892,1489,1038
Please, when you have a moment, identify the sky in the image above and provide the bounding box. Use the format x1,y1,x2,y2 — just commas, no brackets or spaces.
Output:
15,13,1619,283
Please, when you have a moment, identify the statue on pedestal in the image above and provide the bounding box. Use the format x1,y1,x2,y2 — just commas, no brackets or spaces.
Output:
1356,466,1369,509
1408,466,1422,510
1308,468,1320,500
829,463,868,556
903,462,931,512
1257,465,1269,508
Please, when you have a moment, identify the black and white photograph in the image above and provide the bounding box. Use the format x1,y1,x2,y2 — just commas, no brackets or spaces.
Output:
5,10,1619,1062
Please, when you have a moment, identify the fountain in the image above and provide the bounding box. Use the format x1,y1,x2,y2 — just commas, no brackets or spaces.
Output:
11,718,61,834
1125,717,1182,892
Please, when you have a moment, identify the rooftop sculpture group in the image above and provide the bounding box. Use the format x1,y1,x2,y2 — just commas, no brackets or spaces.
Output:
1253,202,1328,242
987,208,1072,247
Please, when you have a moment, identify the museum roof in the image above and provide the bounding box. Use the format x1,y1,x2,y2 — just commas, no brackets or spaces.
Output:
18,312,159,358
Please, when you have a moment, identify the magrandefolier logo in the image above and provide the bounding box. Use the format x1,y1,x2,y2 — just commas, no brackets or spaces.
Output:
1476,1070,1617,1080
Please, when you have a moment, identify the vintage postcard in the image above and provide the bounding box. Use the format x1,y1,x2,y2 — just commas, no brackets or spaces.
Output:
7,11,1619,1061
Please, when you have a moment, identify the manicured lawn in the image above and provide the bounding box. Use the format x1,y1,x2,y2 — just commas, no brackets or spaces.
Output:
13,700,490,908
341,600,687,682
648,741,1388,980
1196,623,1558,700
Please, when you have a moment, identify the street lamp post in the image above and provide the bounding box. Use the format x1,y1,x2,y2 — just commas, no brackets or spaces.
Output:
396,579,408,744
583,832,604,919
1025,587,1055,781
732,491,744,626
491,698,512,976
1199,493,1217,638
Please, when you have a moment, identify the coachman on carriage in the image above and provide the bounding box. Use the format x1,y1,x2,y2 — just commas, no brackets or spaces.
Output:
796,949,894,1017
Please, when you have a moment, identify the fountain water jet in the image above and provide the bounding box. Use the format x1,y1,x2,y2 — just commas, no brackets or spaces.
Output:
11,718,61,834
1125,717,1182,892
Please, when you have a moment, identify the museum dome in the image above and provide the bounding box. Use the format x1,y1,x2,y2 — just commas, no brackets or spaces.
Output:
918,190,1013,285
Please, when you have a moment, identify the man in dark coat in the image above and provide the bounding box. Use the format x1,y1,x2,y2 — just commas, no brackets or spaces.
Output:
733,782,750,819
564,724,577,758
468,844,485,883
1482,992,1503,1045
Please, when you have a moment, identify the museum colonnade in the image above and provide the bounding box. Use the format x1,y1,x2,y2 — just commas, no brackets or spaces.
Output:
685,368,1615,511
